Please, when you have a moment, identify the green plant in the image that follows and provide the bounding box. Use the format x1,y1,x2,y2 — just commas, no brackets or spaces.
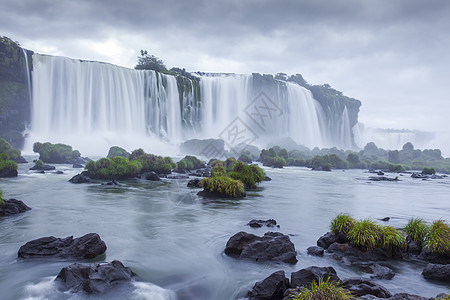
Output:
0,138,22,160
404,218,429,244
424,219,450,255
238,153,252,163
378,226,406,251
208,159,224,167
225,157,237,172
229,161,265,189
290,277,354,300
422,167,436,175
164,157,177,169
0,189,3,206
263,156,286,168
200,176,245,198
32,142,80,163
86,156,143,180
211,166,226,177
35,159,44,168
129,149,173,174
347,219,382,251
0,159,18,172
322,163,332,171
330,214,356,236
177,155,203,170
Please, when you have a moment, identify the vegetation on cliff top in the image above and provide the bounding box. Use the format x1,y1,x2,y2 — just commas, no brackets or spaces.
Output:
33,142,81,163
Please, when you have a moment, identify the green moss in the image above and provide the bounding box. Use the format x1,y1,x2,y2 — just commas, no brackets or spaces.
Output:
225,157,237,172
35,159,44,168
107,146,129,158
208,159,224,167
330,214,356,236
33,142,80,163
200,176,245,198
422,167,436,175
424,220,450,255
347,219,382,251
211,166,226,177
404,218,429,245
291,276,355,300
0,189,3,206
177,155,203,170
0,158,18,172
85,156,142,180
0,138,22,160
263,156,286,168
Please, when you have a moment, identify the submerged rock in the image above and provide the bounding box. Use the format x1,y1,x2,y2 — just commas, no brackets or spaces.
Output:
307,246,324,256
55,260,135,294
72,163,84,168
167,174,189,179
248,270,289,300
224,231,297,264
18,233,106,259
361,263,395,280
0,199,31,216
247,219,279,228
422,263,450,282
290,266,340,288
187,178,202,188
30,163,56,171
368,176,399,182
101,180,120,186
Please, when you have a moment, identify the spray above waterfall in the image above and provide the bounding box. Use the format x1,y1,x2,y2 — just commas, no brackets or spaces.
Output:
26,54,356,156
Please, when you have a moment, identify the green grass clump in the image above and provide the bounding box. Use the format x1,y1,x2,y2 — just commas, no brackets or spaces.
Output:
85,156,142,180
208,159,224,167
378,226,406,251
200,176,245,198
211,166,226,177
129,149,174,174
176,155,203,170
33,142,80,163
422,167,436,175
424,219,450,255
0,189,4,206
330,214,356,236
347,219,382,251
0,138,22,160
404,218,429,245
229,161,265,189
0,158,18,172
263,156,286,168
290,277,354,300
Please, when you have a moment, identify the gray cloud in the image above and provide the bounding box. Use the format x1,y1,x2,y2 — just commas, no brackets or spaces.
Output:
1,0,450,145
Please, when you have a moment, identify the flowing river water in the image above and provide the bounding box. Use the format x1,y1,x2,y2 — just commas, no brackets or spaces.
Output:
0,158,449,299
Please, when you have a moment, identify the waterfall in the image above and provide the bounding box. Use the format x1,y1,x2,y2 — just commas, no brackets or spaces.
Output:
22,49,32,107
26,54,355,155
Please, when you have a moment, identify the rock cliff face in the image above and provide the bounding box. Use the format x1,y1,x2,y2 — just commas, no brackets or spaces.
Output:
0,37,32,148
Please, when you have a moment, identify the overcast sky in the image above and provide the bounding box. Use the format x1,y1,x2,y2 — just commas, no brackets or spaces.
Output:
1,0,450,147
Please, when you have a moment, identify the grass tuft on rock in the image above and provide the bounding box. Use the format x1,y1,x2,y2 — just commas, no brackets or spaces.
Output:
200,176,245,198
86,156,142,180
291,277,354,300
404,218,429,245
347,219,382,251
424,219,450,255
0,189,3,206
378,226,406,251
330,214,356,236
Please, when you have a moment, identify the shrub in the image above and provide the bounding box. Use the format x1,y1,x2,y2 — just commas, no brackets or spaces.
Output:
129,149,173,174
330,214,356,236
388,164,405,172
35,159,44,168
208,159,224,167
238,153,252,164
322,163,332,171
211,166,226,177
422,167,436,175
33,142,81,163
86,156,142,180
107,146,129,158
378,226,406,251
424,220,450,255
263,156,286,168
229,161,265,189
177,155,203,170
177,160,188,170
347,219,382,251
200,176,245,198
0,138,22,160
404,218,429,244
164,157,177,169
225,157,237,172
0,159,18,172
291,276,354,300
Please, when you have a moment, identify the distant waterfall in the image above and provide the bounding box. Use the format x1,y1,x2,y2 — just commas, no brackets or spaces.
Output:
27,54,355,155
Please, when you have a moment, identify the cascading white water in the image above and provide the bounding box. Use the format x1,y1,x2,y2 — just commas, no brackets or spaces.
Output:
338,106,352,149
26,54,354,155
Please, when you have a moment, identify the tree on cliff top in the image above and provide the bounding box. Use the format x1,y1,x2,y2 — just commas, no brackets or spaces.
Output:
135,50,167,72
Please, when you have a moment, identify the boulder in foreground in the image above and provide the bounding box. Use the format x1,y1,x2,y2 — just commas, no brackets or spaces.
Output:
0,199,31,216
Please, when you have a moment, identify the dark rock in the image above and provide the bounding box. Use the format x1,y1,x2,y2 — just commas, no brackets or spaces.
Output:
377,171,385,175
435,293,449,299
264,176,272,181
368,176,398,182
0,199,31,216
167,174,189,179
290,266,340,288
406,240,421,254
197,190,246,198
55,260,135,294
361,263,395,280
101,180,120,186
379,217,390,222
187,178,202,188
411,172,427,179
54,170,64,174
224,231,297,264
67,157,91,165
248,271,289,300
389,293,429,300
72,163,83,168
419,247,450,264
173,168,188,174
30,164,56,171
342,278,392,298
431,174,444,179
0,168,18,177
307,246,324,256
317,232,339,249
422,263,450,282
69,171,92,184
189,168,210,177
18,233,106,259
248,219,278,228
13,156,28,163
143,171,160,181
327,242,394,260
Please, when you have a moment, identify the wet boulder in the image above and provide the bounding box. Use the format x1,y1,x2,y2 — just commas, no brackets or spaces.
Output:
69,171,92,184
0,199,31,216
342,278,392,298
247,219,278,228
290,266,340,288
248,271,289,300
422,263,450,282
